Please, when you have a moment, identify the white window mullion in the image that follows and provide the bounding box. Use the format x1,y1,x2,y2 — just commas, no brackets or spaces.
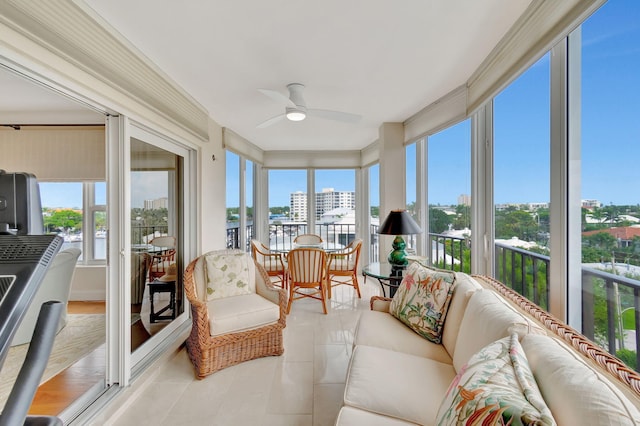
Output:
471,102,494,276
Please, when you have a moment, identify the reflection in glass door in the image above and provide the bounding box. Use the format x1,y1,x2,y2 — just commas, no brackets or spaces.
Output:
130,137,184,353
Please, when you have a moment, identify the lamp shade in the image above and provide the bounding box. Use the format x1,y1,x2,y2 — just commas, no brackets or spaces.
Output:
378,210,422,235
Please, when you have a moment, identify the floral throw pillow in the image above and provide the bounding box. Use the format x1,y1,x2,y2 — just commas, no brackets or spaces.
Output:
389,262,456,343
436,333,556,426
204,252,252,300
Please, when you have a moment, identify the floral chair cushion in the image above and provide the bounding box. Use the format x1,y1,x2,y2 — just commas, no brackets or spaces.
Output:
436,333,556,426
389,262,456,343
204,251,252,300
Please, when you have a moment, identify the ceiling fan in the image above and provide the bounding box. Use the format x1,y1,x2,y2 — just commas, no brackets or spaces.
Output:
257,83,362,128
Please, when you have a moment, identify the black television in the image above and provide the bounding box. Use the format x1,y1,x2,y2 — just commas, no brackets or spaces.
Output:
0,170,44,235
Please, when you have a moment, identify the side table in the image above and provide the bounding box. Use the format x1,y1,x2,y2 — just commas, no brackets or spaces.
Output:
362,262,406,297
148,279,176,323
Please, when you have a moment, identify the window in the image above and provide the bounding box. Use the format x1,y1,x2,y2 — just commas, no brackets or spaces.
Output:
314,169,356,248
493,53,551,309
369,163,380,262
40,181,106,264
428,120,471,272
580,0,640,370
268,169,307,251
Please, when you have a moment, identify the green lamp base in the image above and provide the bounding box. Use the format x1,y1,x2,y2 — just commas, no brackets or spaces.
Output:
387,235,408,266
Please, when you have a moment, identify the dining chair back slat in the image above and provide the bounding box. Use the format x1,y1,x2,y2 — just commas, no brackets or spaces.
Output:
327,239,362,299
286,248,327,314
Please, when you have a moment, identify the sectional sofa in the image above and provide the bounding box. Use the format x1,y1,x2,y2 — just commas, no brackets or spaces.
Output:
336,261,640,425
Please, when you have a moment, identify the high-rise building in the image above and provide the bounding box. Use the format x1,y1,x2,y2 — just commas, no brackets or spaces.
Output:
144,197,169,210
289,188,356,221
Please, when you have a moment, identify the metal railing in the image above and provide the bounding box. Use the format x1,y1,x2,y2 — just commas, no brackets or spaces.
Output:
429,233,470,273
494,242,550,309
131,225,169,245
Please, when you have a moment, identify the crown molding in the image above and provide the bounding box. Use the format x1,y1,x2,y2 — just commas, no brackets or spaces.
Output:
0,0,209,141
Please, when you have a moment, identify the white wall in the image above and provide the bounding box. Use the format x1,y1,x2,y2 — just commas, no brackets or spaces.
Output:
200,118,227,253
69,265,106,301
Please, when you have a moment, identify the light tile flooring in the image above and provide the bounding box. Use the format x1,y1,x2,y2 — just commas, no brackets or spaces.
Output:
109,276,383,426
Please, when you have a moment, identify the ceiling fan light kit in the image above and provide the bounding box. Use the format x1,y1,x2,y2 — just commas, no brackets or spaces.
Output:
285,107,306,121
257,82,361,128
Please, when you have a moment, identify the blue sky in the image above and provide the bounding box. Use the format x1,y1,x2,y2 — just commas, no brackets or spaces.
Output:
40,1,640,209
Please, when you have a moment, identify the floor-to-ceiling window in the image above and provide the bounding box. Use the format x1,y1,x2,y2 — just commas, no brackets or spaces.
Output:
314,169,356,248
369,163,380,262
493,53,551,309
268,169,307,250
428,120,472,272
579,0,640,371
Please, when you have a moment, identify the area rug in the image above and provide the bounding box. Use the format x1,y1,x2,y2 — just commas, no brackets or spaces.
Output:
0,314,105,409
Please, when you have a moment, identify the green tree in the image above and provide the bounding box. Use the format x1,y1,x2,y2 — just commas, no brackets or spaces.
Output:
44,209,83,232
429,207,451,234
495,208,537,241
453,204,470,230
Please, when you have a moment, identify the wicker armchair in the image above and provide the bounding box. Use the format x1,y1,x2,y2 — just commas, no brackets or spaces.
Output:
183,249,286,379
327,238,362,299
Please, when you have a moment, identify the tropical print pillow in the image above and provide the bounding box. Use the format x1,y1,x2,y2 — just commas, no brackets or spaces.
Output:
436,333,556,426
389,262,456,343
204,252,252,300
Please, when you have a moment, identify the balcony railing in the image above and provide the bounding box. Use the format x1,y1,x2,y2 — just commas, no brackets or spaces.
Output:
494,242,549,309
131,225,169,245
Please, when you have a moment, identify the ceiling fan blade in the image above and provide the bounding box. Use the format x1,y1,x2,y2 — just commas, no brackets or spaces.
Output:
258,89,296,108
257,113,286,129
308,108,362,123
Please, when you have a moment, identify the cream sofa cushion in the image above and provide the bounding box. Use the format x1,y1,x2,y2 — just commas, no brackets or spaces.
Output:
522,334,640,426
452,289,544,371
336,406,418,425
344,345,456,425
354,310,452,364
207,293,280,336
441,272,481,357
437,334,555,425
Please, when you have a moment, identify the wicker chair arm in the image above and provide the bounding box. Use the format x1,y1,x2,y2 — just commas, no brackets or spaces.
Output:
370,296,393,312
254,261,288,319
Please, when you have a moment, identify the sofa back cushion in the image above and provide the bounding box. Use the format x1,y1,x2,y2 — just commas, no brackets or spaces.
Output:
437,333,556,425
452,289,544,372
389,262,456,344
521,334,640,425
441,272,482,357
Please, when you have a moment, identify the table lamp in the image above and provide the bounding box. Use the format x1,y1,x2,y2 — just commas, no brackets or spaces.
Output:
378,209,423,267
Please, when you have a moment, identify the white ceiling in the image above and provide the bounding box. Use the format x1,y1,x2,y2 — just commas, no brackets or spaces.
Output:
1,1,533,151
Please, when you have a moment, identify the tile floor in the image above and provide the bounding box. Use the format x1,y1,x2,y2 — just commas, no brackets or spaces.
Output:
108,276,382,426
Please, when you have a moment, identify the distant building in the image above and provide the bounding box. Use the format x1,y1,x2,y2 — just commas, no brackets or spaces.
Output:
582,199,602,210
144,197,168,210
582,226,640,248
457,194,471,206
290,191,307,222
290,188,356,221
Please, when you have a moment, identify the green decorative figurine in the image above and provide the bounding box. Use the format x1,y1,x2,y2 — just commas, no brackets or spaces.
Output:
388,235,408,266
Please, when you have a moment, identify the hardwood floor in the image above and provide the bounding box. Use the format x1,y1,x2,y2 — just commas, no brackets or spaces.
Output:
27,300,164,416
28,301,106,416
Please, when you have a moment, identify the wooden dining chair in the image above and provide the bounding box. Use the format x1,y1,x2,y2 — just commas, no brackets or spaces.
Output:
148,236,177,281
251,239,287,289
286,248,328,314
293,233,323,246
327,239,362,299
